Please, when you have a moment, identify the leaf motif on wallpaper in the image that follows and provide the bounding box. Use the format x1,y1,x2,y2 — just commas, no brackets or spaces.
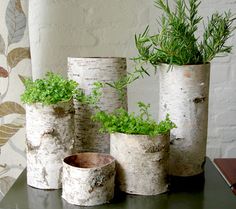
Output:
7,47,31,68
5,0,26,46
0,34,5,54
0,101,25,117
0,67,9,78
0,114,25,146
18,74,31,86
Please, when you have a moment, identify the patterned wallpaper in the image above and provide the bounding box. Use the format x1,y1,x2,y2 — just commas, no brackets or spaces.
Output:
0,0,31,199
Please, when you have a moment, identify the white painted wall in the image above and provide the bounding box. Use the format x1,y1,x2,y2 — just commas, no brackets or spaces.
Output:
28,0,236,159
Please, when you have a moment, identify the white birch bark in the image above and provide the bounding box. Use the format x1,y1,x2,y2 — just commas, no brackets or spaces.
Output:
68,57,127,153
110,133,169,195
26,100,75,189
62,153,115,206
158,63,210,176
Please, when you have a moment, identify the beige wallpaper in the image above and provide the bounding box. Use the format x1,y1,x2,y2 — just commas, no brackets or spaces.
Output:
0,0,31,199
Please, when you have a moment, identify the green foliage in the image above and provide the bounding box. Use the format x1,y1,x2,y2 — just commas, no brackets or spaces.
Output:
76,81,104,108
92,102,176,136
21,72,78,105
106,73,139,106
201,11,235,62
21,72,104,106
134,0,235,69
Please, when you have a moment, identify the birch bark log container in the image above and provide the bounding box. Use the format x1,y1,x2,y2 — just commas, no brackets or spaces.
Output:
158,63,210,177
68,57,127,153
62,152,116,206
110,133,169,195
26,101,74,189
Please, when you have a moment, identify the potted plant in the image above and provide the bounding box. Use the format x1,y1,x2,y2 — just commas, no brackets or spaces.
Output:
62,152,116,206
68,57,127,154
21,72,78,189
92,102,176,195
134,0,235,176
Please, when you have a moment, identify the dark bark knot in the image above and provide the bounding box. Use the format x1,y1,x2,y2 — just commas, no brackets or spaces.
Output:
193,97,206,104
53,107,66,117
26,140,40,152
89,171,114,193
143,144,165,153
170,137,185,145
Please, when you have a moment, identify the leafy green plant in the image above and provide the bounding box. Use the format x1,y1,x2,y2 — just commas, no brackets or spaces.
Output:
21,72,78,105
21,72,104,106
75,81,104,108
92,102,176,137
134,0,235,69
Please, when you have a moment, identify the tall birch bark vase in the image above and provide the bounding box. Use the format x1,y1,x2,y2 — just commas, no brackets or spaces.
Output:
110,133,169,195
26,101,74,189
158,63,210,177
68,57,127,153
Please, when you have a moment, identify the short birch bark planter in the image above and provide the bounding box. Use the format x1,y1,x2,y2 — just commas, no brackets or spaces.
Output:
158,63,210,177
26,101,74,189
68,57,127,153
110,133,169,195
62,152,116,206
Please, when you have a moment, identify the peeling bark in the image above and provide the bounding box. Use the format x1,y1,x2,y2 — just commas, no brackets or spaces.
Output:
62,153,115,206
158,63,210,176
110,133,169,195
26,101,74,189
68,57,127,153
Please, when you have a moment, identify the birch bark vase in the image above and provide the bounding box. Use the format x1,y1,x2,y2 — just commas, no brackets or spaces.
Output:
26,101,74,189
68,57,127,153
62,153,116,206
158,63,210,177
110,133,169,195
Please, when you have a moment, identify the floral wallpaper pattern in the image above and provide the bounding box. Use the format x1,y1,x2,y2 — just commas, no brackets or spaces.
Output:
0,0,31,199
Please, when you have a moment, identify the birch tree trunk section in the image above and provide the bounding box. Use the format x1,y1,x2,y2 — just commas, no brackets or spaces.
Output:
68,57,127,153
26,101,75,189
110,133,169,195
62,153,115,206
158,63,210,177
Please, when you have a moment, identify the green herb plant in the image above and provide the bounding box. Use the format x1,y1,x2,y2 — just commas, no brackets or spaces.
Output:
134,0,236,70
21,72,103,106
92,102,176,137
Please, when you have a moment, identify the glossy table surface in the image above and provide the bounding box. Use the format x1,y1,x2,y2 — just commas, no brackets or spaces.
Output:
0,158,236,209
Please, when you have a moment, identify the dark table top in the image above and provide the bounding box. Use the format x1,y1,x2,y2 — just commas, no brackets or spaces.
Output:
0,157,236,209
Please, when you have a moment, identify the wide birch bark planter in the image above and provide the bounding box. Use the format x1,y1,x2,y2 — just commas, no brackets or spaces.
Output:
26,101,74,189
158,63,210,177
110,133,169,195
68,57,127,153
62,153,116,206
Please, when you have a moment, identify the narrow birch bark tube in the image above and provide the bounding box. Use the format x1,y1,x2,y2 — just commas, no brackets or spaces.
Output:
68,57,127,153
158,63,210,176
110,133,169,195
62,153,116,206
26,100,74,189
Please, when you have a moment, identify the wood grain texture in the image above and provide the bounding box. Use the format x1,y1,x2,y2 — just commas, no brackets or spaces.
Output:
158,63,210,176
110,133,169,195
62,153,115,206
26,101,75,189
68,57,127,153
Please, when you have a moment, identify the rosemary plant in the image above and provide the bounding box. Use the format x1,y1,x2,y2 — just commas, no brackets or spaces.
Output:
134,0,235,69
